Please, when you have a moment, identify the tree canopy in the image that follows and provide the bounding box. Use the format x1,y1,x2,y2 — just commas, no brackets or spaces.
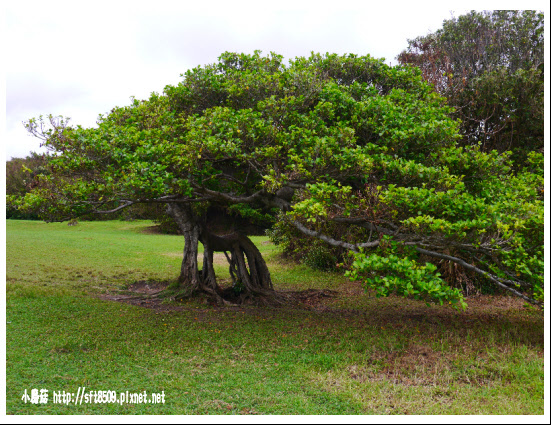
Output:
398,10,544,165
12,51,543,308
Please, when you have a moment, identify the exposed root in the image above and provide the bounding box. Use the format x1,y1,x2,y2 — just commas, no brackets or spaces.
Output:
102,279,338,310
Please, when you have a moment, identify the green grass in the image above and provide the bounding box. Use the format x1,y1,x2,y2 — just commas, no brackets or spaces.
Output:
5,220,544,414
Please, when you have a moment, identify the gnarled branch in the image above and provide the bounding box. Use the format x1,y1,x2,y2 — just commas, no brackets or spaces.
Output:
415,247,541,307
292,220,380,252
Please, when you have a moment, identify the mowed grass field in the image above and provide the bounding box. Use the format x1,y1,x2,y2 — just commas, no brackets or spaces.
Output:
5,220,544,414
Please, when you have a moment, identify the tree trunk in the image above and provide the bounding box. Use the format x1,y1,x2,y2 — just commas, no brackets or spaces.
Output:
166,203,221,299
199,232,225,302
166,202,277,304
166,203,202,294
202,231,276,302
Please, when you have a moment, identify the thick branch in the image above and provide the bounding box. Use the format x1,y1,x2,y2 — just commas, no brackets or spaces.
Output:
91,200,135,214
194,187,266,204
415,247,541,307
292,221,380,252
291,219,541,307
331,217,396,234
194,186,292,210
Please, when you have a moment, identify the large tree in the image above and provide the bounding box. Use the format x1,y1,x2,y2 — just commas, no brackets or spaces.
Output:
397,10,544,165
11,52,543,308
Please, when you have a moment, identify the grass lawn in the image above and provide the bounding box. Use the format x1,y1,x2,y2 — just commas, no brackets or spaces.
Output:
5,220,544,414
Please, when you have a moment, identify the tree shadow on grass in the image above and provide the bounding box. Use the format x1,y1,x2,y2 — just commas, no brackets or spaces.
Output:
96,278,544,351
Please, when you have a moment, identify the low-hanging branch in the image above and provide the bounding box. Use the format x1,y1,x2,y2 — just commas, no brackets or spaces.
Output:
292,220,380,251
292,219,541,307
415,247,541,307
331,216,396,235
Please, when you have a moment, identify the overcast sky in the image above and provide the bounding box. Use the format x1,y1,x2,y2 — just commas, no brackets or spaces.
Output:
3,0,547,160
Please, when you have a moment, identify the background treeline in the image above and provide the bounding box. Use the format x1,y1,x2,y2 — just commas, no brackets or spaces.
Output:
5,152,165,223
6,152,50,220
397,10,543,166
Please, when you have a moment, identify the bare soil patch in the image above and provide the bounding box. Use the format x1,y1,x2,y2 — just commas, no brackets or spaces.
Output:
98,279,340,313
99,278,534,318
346,342,454,386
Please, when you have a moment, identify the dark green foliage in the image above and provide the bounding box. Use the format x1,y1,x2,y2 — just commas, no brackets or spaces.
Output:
302,243,339,272
6,152,50,219
398,10,544,166
267,217,343,271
